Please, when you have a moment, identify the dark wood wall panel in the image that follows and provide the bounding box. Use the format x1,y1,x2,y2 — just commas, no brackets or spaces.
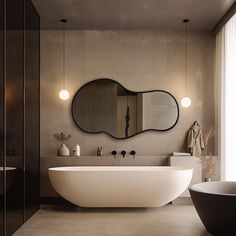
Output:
0,0,4,235
0,0,40,234
24,0,40,221
6,0,24,234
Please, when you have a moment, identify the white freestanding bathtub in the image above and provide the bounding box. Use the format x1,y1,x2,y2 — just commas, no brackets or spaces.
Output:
48,166,193,207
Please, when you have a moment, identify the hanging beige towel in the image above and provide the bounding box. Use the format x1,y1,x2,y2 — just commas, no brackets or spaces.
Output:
187,121,205,156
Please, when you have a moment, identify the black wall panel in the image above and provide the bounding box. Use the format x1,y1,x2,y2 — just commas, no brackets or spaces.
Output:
0,0,4,235
6,0,24,234
24,0,40,221
0,0,40,234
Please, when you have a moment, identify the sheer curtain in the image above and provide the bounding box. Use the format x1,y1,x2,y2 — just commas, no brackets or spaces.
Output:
217,13,236,180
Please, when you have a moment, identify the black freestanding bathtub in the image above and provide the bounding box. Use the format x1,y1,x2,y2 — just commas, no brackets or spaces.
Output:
189,181,236,236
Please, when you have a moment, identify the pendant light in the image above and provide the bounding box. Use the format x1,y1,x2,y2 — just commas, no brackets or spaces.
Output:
59,19,70,101
180,19,191,108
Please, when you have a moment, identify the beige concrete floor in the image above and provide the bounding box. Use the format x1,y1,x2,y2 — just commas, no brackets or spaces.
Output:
14,204,211,236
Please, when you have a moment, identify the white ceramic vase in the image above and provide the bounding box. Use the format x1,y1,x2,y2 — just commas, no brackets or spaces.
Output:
57,143,70,156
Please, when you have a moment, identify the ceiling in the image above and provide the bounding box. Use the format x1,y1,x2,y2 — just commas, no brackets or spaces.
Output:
32,0,235,30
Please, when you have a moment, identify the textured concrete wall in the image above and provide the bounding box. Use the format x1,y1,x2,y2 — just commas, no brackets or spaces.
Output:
40,30,216,157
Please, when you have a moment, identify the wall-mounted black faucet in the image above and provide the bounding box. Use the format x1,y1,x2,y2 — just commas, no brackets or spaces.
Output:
130,150,136,159
112,150,135,158
121,150,126,158
112,150,117,158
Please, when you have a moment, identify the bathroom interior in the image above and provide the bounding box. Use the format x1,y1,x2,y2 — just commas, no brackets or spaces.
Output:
1,0,236,235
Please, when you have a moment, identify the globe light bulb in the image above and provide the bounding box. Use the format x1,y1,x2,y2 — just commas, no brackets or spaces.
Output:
181,97,191,108
59,89,70,101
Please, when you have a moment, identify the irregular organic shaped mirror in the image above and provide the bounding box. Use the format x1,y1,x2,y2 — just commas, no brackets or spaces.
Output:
72,79,179,139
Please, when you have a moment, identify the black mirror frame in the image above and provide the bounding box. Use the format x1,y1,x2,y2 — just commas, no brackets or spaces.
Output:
71,78,180,139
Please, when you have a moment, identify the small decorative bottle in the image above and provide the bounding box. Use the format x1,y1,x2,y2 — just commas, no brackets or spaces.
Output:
76,143,80,157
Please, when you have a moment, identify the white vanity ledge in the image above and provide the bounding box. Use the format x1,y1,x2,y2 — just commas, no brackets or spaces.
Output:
40,155,169,167
40,155,169,168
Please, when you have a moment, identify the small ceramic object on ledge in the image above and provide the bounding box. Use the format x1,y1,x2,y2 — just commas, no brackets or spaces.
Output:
72,149,76,156
204,177,212,182
53,132,71,156
97,147,103,156
57,143,70,156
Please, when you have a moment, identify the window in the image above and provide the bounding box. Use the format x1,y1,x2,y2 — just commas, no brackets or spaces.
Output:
219,13,236,180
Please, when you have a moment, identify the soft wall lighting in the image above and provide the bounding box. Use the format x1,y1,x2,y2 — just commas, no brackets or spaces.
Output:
181,19,191,108
59,89,70,101
181,96,191,108
59,19,70,101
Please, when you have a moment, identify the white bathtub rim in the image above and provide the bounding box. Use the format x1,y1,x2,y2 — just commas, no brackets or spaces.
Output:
189,181,236,196
48,166,193,172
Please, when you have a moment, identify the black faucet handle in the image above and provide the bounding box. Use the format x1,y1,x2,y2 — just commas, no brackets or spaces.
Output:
121,150,126,158
112,150,117,158
130,150,136,158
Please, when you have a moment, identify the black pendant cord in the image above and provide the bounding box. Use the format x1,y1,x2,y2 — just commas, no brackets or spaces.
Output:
185,21,187,94
61,19,67,89
183,19,189,95
63,22,65,89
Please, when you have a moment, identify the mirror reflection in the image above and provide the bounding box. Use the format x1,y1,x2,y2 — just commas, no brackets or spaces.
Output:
72,79,179,139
